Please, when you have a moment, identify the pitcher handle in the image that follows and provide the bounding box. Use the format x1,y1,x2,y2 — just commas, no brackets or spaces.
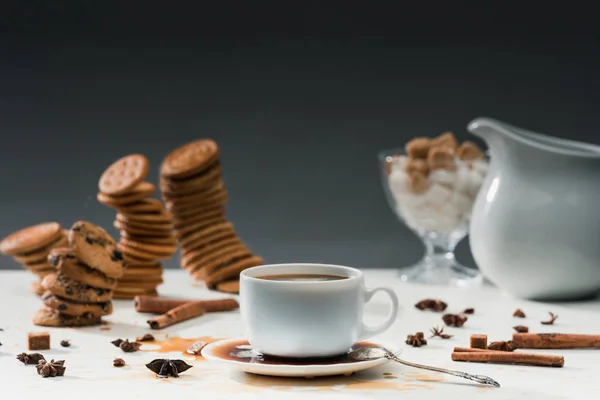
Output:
358,286,399,340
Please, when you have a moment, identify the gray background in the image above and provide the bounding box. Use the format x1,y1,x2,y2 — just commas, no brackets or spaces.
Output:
1,2,599,270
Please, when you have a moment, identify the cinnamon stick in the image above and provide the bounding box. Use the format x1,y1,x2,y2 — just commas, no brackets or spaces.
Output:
147,302,206,329
452,351,564,367
134,296,238,314
512,333,600,349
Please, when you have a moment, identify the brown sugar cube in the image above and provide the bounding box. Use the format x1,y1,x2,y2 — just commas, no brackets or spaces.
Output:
404,158,429,176
28,332,50,350
405,138,431,159
427,146,456,171
430,131,458,150
470,334,488,349
457,141,484,161
407,171,428,193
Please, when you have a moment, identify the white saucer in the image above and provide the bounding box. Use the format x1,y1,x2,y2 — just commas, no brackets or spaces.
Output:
201,337,401,378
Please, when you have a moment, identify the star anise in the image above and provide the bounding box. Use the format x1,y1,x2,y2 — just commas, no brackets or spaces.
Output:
488,341,518,352
36,359,66,377
405,332,427,347
513,325,529,333
136,334,155,342
17,352,46,365
541,312,558,325
513,308,526,318
111,338,141,353
113,358,126,367
442,313,467,327
145,358,193,378
462,308,475,315
429,325,453,339
415,299,447,312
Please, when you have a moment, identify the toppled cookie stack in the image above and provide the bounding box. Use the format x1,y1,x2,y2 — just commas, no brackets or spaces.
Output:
97,154,177,299
0,222,68,296
34,221,125,327
160,139,263,294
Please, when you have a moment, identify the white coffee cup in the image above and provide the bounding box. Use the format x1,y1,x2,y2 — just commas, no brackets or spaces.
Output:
240,263,400,358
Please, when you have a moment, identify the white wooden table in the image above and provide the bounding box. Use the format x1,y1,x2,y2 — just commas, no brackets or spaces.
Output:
1,269,599,399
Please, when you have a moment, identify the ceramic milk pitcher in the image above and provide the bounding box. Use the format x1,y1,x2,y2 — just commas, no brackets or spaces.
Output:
467,117,600,300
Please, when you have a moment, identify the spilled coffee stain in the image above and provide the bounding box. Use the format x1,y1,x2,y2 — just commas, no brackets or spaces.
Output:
403,371,446,382
384,375,397,379
141,336,222,359
242,374,432,392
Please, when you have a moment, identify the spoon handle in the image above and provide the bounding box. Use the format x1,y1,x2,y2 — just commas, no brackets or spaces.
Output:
384,352,500,387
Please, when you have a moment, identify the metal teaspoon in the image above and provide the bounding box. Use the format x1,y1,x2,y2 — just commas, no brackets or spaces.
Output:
349,346,500,388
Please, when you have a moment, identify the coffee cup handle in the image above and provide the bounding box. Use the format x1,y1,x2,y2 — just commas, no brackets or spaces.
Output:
358,286,400,340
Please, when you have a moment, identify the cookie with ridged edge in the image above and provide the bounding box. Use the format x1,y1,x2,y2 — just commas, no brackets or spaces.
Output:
188,247,253,279
117,199,165,214
116,211,174,225
118,239,177,257
112,287,157,299
173,207,225,229
216,279,240,294
178,229,237,260
117,242,175,261
14,233,68,264
41,292,113,317
160,139,219,179
114,219,174,234
179,221,234,249
42,272,113,303
164,183,224,207
119,233,177,246
184,241,248,274
97,182,155,207
160,163,222,195
204,255,264,287
50,247,118,289
99,154,150,196
174,215,228,240
68,221,126,278
181,236,241,264
33,307,102,327
0,222,62,256
168,189,228,216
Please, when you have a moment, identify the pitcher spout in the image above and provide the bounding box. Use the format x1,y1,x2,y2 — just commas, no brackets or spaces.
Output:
467,117,600,159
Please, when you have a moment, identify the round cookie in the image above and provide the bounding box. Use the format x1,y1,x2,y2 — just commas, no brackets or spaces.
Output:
188,246,253,279
118,199,165,214
97,182,156,207
160,139,219,179
181,236,241,264
122,252,160,266
33,307,102,327
215,280,240,294
68,221,126,278
173,207,225,229
114,219,174,234
41,292,113,317
99,154,150,196
42,273,113,303
179,229,237,259
13,233,67,264
174,215,227,239
184,241,248,273
118,276,163,287
179,221,234,249
116,211,174,225
117,243,173,261
164,183,224,207
168,190,228,216
118,239,177,258
120,232,177,246
121,265,163,279
203,255,264,287
51,248,118,289
160,165,222,196
0,222,62,256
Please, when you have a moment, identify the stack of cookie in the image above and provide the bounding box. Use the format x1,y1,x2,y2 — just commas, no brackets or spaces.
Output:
0,222,68,296
34,221,125,327
97,154,177,299
160,139,263,294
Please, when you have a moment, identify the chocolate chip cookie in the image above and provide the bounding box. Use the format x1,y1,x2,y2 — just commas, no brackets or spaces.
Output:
68,221,126,278
41,292,113,317
42,273,113,303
